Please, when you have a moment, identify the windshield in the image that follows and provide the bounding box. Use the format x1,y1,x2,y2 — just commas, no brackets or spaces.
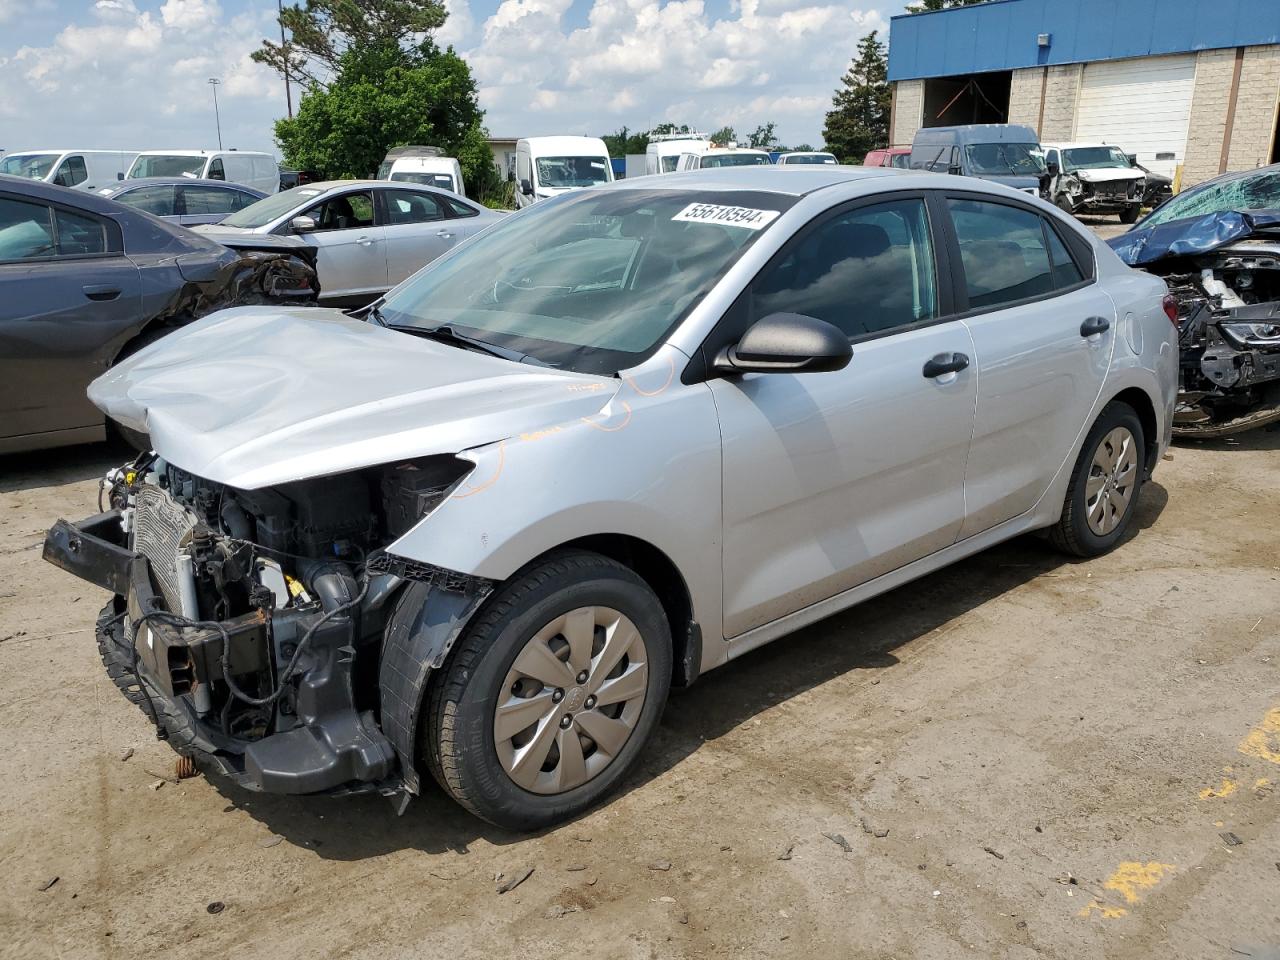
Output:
376,189,792,374
1142,169,1280,228
700,153,772,168
1062,146,1130,170
783,153,837,165
964,143,1046,176
536,156,609,189
129,154,206,178
391,171,456,191
0,153,60,179
220,185,325,228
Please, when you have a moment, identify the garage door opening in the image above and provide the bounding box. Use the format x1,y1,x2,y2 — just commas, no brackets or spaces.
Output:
922,72,1011,128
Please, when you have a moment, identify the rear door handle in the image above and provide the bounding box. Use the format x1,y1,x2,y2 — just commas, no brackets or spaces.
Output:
1080,316,1111,337
922,352,970,378
82,284,122,302
356,236,377,247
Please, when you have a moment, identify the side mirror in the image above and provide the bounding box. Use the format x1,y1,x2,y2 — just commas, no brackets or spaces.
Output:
1046,160,1060,177
117,172,125,181
947,164,962,176
290,215,317,234
1127,154,1138,166
519,179,534,196
714,313,852,375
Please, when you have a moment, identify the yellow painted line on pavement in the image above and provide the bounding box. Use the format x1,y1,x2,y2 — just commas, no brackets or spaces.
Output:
1238,707,1280,765
1078,862,1175,919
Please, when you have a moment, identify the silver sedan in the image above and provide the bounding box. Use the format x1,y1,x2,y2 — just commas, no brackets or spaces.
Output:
195,179,504,304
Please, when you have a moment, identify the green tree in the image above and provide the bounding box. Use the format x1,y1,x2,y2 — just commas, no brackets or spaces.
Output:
253,0,448,87
272,40,496,194
822,31,890,163
707,126,736,145
602,126,653,157
905,0,990,12
747,122,778,149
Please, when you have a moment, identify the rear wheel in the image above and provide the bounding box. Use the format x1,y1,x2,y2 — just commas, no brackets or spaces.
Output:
1120,204,1141,224
423,550,672,829
1050,402,1145,557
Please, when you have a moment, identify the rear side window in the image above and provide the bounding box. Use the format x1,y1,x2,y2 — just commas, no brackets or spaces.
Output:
182,185,240,215
445,197,479,219
207,158,225,180
750,197,937,339
54,208,108,255
947,198,1054,309
116,185,177,216
0,197,55,260
383,189,445,225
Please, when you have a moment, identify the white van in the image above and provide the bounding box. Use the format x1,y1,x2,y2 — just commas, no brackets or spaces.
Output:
0,150,138,191
675,145,773,171
645,135,709,175
376,146,466,197
127,150,279,195
514,136,612,209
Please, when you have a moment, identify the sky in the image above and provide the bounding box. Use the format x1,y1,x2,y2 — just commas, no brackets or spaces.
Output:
0,0,898,157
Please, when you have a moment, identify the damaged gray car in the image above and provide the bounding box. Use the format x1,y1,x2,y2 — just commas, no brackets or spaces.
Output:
44,168,1175,829
0,175,318,453
1109,163,1280,437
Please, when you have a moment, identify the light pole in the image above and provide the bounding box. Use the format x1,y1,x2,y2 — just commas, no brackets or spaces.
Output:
208,77,223,150
277,0,293,118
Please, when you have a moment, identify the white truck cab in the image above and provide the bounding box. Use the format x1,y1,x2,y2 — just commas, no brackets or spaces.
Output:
645,134,709,175
675,145,773,171
1042,142,1145,223
127,150,280,195
377,146,466,197
514,137,612,208
0,150,138,191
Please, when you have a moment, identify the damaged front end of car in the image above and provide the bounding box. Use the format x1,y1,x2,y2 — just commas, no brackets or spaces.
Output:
43,452,489,798
1110,207,1280,438
1056,170,1145,218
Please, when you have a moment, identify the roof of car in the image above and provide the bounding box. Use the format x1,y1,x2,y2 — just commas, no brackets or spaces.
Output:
1042,142,1116,151
0,173,133,214
288,179,444,192
100,177,267,195
611,165,904,196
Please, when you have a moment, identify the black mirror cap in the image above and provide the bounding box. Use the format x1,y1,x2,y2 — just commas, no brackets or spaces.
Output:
714,312,853,375
947,164,962,176
520,179,534,195
1046,160,1060,176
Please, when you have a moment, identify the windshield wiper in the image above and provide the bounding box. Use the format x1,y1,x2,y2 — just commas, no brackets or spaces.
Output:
388,323,551,367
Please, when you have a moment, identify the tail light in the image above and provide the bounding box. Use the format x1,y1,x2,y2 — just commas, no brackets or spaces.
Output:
1162,293,1179,326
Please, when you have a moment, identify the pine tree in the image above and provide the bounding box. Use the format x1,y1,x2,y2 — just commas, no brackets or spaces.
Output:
822,31,890,164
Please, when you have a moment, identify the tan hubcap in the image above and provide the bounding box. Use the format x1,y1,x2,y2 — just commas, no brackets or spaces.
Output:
494,606,648,795
1085,426,1138,536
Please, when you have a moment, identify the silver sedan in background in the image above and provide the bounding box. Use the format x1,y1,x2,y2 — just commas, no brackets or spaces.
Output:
195,180,504,304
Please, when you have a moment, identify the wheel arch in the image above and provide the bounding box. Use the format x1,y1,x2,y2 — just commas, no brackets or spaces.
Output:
1108,385,1159,476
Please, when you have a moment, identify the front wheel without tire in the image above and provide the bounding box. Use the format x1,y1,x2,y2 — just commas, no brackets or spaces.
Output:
1050,401,1146,557
423,550,672,829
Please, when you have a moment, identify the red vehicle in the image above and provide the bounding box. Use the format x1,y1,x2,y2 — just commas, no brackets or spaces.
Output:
863,147,911,169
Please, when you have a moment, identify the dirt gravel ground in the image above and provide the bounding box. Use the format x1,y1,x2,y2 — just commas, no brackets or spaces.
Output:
3,220,1278,959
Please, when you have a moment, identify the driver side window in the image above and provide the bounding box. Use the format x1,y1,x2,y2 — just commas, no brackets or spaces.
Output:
749,197,938,340
304,191,375,232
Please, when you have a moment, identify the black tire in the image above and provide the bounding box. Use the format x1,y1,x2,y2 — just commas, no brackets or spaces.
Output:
423,550,672,829
1050,401,1146,557
1055,195,1075,215
1120,204,1141,224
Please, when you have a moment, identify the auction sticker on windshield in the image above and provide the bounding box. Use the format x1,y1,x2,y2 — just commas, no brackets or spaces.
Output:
672,203,780,230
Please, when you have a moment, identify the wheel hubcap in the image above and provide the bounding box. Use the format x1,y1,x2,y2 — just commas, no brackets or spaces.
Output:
494,606,648,795
1085,426,1138,536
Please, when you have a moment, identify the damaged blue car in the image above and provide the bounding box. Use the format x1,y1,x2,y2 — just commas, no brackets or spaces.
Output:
1109,164,1280,438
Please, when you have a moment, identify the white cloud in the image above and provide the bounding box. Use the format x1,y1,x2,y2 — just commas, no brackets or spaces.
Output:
0,0,890,155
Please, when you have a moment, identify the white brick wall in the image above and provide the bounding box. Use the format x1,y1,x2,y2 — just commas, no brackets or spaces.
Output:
892,79,924,146
1008,67,1043,131
1184,48,1239,187
1228,45,1280,170
1040,64,1082,141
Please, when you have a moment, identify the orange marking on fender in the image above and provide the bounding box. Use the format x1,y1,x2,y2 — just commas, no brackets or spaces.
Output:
582,400,633,432
452,441,505,498
625,354,675,397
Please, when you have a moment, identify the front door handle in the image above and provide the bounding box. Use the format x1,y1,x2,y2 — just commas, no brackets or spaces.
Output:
1080,316,1111,337
82,284,122,302
922,352,970,379
435,230,454,239
356,236,377,247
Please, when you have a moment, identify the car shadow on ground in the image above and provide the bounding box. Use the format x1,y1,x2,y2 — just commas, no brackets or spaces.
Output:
218,481,1168,859
0,439,133,496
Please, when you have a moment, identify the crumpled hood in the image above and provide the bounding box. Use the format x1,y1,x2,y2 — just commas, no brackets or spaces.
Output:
88,306,618,489
1074,168,1145,183
1107,210,1280,266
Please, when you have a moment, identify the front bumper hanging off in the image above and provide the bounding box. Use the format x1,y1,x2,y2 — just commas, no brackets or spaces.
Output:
43,512,398,795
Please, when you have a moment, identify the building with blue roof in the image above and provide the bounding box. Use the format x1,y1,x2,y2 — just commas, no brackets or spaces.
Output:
886,0,1279,186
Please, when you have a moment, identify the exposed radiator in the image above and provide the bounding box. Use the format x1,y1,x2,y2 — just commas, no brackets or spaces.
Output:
132,484,197,613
